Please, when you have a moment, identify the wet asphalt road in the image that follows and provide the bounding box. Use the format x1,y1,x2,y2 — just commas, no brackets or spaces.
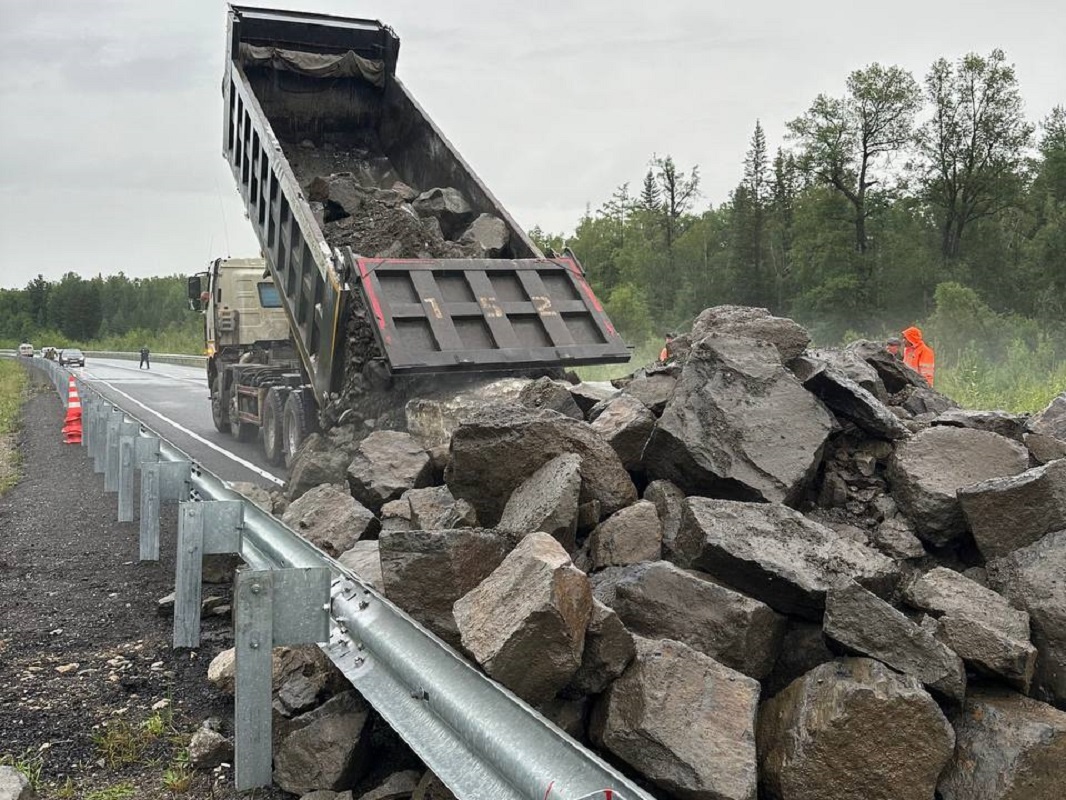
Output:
75,357,284,489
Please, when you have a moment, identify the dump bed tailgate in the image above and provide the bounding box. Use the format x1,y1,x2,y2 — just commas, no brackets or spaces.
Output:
350,253,631,373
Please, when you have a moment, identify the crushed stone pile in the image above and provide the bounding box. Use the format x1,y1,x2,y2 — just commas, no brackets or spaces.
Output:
229,304,1066,799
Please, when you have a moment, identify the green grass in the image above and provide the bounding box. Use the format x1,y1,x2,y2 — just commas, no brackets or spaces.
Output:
85,784,137,800
575,338,662,382
0,748,45,790
937,359,1066,414
0,359,27,493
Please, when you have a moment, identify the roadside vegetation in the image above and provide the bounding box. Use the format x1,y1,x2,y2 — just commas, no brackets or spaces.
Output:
0,359,27,493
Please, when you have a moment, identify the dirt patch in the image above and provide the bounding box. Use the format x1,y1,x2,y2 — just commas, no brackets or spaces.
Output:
0,390,288,799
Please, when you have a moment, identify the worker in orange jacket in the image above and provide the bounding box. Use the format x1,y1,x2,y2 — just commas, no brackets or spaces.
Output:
902,326,935,386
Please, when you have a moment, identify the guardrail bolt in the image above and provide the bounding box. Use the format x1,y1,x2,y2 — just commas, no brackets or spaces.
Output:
251,583,261,594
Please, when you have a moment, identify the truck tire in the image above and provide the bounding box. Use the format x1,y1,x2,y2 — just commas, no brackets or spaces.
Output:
261,387,286,465
229,393,258,443
283,390,316,469
211,374,229,433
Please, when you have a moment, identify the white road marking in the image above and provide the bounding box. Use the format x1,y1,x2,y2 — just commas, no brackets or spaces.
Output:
84,376,285,486
89,359,206,386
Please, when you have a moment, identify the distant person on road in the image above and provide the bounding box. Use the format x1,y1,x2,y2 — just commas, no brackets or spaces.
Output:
902,326,935,386
139,346,150,370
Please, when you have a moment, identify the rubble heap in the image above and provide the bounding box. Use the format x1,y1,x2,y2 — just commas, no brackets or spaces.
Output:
223,305,1066,800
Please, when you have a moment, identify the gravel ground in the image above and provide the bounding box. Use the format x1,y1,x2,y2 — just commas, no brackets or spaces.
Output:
0,387,288,799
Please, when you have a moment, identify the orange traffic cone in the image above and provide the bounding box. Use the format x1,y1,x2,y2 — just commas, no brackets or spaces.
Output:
62,376,83,444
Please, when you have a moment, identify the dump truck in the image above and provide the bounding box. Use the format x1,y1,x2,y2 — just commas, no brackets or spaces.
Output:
190,5,630,466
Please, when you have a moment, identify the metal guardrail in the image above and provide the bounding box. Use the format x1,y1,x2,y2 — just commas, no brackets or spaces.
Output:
16,355,656,800
0,350,207,367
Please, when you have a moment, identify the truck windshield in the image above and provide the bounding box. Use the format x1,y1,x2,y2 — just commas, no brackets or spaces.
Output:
257,283,282,308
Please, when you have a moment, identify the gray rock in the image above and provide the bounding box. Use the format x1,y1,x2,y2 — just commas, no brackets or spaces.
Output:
938,688,1066,800
404,378,530,449
229,480,274,511
1026,431,1066,465
445,407,637,526
758,658,955,800
411,187,474,238
903,567,1036,689
379,498,414,533
518,377,584,419
588,501,662,568
274,691,371,795
357,770,421,800
568,381,619,415
337,540,384,592
901,384,960,416
644,335,835,504
207,648,236,694
403,485,478,531
454,532,592,703
0,766,32,800
567,599,636,696
379,528,514,643
288,433,351,501
604,560,785,679
458,213,509,257
799,346,888,400
959,459,1066,559
589,394,656,470
498,453,581,550
189,723,233,769
282,484,379,557
764,621,835,698
886,426,1030,546
987,530,1066,707
614,371,677,415
347,431,433,513
537,697,590,741
307,174,364,216
691,304,810,362
591,636,760,800
824,582,966,702
933,408,1030,440
674,498,899,619
869,517,927,560
300,791,353,800
412,772,455,800
643,479,686,560
275,670,328,717
1027,392,1066,444
846,338,928,394
791,356,909,440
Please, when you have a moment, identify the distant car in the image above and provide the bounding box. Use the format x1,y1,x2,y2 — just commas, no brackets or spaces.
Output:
18,343,34,357
59,348,85,367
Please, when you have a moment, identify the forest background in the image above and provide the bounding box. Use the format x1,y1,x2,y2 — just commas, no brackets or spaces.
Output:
2,50,1064,412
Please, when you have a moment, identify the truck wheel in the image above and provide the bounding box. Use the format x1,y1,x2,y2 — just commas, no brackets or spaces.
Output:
261,388,286,465
211,374,229,433
229,392,258,443
283,390,315,469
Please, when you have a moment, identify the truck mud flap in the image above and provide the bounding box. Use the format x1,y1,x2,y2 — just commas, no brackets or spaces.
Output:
350,254,632,373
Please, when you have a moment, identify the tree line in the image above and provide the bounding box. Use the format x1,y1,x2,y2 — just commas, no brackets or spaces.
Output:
532,49,1066,350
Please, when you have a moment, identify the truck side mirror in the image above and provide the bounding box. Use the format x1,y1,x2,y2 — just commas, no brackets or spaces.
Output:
187,274,206,311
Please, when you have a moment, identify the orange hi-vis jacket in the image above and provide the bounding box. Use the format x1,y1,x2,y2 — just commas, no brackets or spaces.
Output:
902,326,935,386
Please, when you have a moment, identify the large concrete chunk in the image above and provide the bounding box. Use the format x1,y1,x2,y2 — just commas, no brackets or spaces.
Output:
938,689,1066,800
758,658,955,800
824,582,966,701
588,500,662,568
643,479,686,561
903,567,1036,689
287,433,352,501
987,530,1066,707
498,453,581,551
405,378,530,448
603,560,785,679
281,484,379,557
567,598,636,696
445,407,637,526
453,532,592,703
347,431,433,512
591,636,760,800
959,459,1066,559
692,304,811,362
379,528,514,643
644,335,835,504
273,691,371,795
589,394,656,470
886,426,1029,546
791,356,909,440
674,498,899,619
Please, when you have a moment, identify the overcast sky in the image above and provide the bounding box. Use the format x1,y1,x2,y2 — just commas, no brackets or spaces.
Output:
1,0,1063,288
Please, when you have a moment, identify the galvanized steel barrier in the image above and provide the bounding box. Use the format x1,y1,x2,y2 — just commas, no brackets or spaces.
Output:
16,355,656,800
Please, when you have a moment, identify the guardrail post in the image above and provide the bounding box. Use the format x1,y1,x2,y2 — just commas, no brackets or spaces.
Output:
174,500,244,648
139,461,192,562
97,407,120,475
117,424,141,522
80,387,91,449
104,411,126,489
234,566,331,790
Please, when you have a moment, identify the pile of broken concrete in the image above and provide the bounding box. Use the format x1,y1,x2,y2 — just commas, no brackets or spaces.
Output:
224,305,1066,800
